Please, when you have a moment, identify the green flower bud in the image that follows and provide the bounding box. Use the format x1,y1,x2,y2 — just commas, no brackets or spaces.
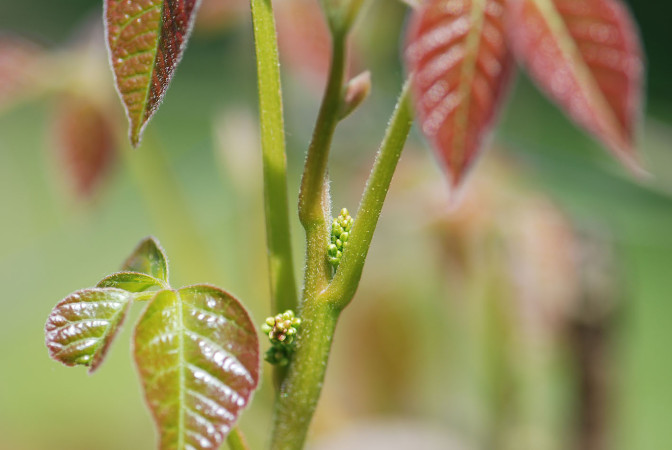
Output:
340,232,349,242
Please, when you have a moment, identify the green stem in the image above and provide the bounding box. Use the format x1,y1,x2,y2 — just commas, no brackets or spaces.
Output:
270,81,414,449
298,35,348,302
226,426,251,450
323,80,413,308
270,298,340,449
250,0,299,315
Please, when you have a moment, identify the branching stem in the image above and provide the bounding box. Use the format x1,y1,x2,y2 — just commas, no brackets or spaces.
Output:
270,81,414,449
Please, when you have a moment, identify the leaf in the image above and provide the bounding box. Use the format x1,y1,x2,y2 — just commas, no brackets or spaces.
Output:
405,0,514,189
45,288,132,373
134,285,259,449
0,34,45,112
506,0,644,173
97,271,166,292
105,0,201,146
52,95,117,198
123,236,169,282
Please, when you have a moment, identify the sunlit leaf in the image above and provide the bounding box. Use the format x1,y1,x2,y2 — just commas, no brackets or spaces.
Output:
45,288,132,373
134,285,259,449
52,95,117,198
122,236,169,281
405,0,513,188
97,271,165,292
105,0,201,146
507,0,644,173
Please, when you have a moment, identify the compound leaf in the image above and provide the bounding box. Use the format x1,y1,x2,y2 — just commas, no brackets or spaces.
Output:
507,0,644,173
405,0,513,190
45,288,132,373
122,236,169,282
134,285,259,449
105,0,201,146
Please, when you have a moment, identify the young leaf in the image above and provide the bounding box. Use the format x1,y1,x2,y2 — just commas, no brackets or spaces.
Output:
507,0,644,173
134,285,259,449
45,288,132,373
105,0,201,146
405,0,513,189
97,271,166,292
122,236,169,282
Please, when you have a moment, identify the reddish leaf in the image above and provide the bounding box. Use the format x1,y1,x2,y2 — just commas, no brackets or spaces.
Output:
0,35,44,111
45,288,132,373
507,0,644,173
52,95,117,198
405,0,514,188
134,285,259,449
105,0,201,146
276,0,333,90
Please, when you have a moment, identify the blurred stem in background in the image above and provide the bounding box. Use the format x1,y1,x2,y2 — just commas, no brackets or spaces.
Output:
121,132,220,283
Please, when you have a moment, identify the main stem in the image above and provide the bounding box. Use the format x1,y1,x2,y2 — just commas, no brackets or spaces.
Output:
270,82,414,449
298,34,348,301
250,0,299,315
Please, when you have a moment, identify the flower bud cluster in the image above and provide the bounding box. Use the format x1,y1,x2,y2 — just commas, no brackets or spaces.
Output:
261,310,301,366
328,208,353,268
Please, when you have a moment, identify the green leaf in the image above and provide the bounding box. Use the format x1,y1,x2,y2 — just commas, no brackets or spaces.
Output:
122,236,169,282
45,288,132,373
105,0,201,146
97,271,165,292
134,285,260,449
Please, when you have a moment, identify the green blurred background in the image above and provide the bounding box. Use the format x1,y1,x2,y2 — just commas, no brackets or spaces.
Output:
1,0,671,449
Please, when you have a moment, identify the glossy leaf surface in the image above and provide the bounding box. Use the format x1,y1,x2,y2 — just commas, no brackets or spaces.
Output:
105,0,200,146
122,236,169,281
507,0,644,172
45,288,132,373
97,271,165,292
134,285,259,449
405,0,513,188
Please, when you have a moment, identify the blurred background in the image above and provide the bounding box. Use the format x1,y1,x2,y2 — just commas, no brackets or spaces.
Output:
1,0,671,449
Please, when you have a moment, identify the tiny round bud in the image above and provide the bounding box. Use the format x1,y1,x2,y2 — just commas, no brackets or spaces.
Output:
293,318,302,327
340,232,349,242
328,244,338,256
261,324,272,334
336,239,343,249
266,317,276,327
341,208,349,217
